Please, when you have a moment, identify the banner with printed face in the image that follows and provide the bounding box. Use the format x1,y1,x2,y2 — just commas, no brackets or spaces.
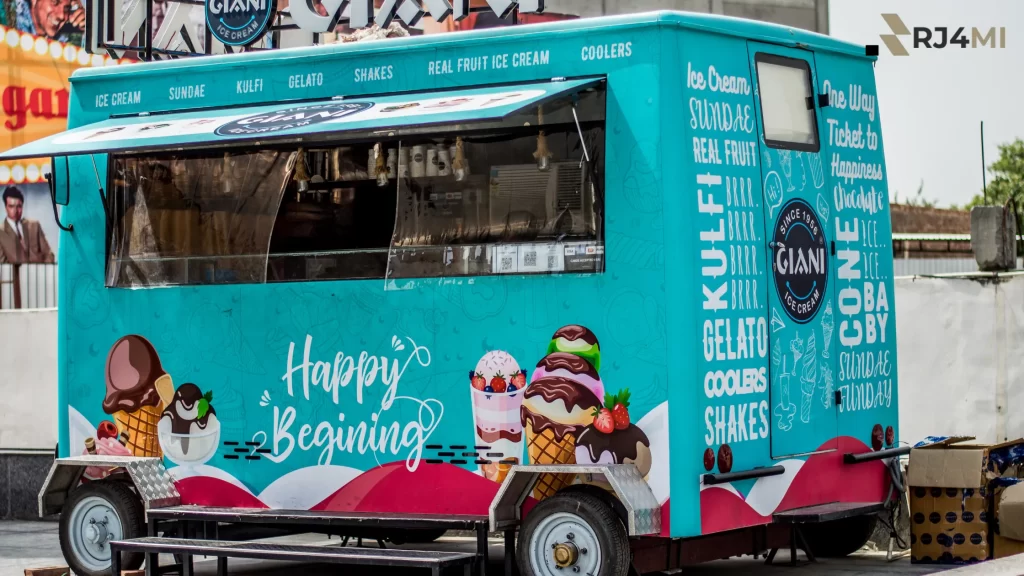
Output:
0,16,125,184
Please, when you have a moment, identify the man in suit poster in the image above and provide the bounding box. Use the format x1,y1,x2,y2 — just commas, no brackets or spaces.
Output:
1,185,54,264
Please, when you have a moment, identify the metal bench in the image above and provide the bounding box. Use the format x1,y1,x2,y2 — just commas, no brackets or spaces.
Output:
766,502,888,566
144,506,504,575
110,537,478,576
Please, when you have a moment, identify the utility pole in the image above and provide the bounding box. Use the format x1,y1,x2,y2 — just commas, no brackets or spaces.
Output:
982,121,988,205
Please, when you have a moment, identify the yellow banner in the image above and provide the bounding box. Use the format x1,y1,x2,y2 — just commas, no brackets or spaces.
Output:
0,24,126,184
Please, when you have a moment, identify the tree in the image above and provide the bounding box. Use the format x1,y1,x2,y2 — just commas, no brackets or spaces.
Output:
963,139,1024,209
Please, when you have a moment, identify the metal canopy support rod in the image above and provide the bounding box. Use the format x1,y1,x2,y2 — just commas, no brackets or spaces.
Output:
43,159,72,232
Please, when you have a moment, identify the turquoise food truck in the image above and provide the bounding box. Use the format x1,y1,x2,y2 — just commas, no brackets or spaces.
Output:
4,10,901,576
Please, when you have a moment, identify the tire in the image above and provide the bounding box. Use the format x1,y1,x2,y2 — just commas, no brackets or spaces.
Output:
802,515,877,558
387,528,448,545
517,492,631,576
59,481,146,576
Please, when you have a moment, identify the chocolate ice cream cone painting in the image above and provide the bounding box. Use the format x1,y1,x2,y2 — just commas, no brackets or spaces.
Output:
546,325,601,371
521,376,602,499
103,335,173,458
575,389,652,489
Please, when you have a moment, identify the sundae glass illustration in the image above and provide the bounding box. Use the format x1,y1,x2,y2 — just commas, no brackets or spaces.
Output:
779,150,795,191
157,383,221,466
795,152,807,190
469,351,528,482
773,357,796,431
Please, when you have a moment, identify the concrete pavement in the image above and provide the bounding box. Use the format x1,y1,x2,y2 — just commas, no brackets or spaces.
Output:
1,520,962,576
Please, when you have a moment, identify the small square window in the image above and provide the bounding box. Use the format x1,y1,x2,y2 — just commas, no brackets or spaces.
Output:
755,54,819,152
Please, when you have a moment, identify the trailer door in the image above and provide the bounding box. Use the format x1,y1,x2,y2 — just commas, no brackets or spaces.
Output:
746,42,838,458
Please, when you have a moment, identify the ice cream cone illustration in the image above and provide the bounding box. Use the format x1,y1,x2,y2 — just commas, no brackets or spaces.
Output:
575,389,652,491
103,335,174,458
809,153,825,188
546,325,601,372
800,334,817,424
820,302,834,359
521,376,601,499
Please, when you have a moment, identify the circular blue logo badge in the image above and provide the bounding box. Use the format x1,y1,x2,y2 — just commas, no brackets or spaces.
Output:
206,0,275,47
771,198,828,323
215,102,374,137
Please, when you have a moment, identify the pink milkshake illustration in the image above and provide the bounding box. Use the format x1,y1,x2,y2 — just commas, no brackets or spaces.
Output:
469,350,528,482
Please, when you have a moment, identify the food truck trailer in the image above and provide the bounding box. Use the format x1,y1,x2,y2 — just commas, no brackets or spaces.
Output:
2,10,902,576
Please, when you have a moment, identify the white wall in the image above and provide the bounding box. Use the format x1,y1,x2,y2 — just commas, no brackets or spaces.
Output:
0,309,57,450
896,273,1024,445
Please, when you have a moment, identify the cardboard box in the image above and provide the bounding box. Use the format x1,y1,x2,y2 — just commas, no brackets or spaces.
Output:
909,486,988,563
908,437,1024,564
993,481,1024,559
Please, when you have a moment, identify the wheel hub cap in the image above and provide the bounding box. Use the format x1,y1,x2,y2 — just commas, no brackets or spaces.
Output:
67,496,124,572
85,521,109,545
553,542,579,567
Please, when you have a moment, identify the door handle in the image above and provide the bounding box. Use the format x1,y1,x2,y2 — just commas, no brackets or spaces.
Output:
818,93,831,108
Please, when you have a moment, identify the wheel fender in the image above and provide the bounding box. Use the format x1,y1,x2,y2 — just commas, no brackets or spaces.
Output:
557,484,629,526
39,456,179,517
489,464,661,536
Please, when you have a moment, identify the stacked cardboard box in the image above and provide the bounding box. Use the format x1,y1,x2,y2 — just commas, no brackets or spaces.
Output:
908,437,1024,564
993,481,1024,559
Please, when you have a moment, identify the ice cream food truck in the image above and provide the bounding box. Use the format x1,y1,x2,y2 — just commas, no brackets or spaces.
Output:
0,10,903,576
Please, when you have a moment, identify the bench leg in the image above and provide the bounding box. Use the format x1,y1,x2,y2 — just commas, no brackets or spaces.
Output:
182,553,194,576
476,524,489,576
145,551,158,576
218,556,228,576
503,529,516,576
111,547,120,576
796,526,816,563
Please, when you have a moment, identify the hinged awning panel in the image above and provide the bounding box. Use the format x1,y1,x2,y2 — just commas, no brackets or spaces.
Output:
0,78,602,160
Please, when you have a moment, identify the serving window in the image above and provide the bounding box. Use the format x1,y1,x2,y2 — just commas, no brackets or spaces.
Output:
754,53,819,152
106,85,605,288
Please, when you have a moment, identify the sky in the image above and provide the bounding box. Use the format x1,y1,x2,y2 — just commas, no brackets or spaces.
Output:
829,0,1024,208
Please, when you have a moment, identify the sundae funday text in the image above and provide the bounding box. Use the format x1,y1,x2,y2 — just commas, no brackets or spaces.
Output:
257,334,442,470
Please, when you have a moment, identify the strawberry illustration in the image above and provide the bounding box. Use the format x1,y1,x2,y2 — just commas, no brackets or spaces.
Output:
592,407,615,434
510,370,527,390
611,389,631,430
470,371,487,391
490,373,507,393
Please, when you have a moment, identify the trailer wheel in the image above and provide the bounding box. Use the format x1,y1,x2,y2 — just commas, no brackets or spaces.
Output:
518,492,631,576
59,481,145,576
802,515,877,558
